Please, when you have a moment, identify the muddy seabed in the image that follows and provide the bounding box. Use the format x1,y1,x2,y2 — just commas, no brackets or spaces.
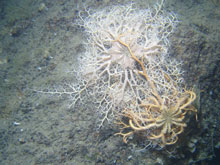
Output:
0,0,220,164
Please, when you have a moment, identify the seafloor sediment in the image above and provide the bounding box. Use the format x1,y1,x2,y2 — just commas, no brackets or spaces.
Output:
0,0,219,164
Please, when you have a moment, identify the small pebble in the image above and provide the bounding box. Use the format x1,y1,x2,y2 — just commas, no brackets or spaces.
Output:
13,122,21,126
18,138,26,144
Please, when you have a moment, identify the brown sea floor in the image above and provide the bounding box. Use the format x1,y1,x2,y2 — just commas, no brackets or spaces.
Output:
0,0,220,164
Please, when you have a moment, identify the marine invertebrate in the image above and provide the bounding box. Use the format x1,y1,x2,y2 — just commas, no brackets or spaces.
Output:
116,90,197,146
77,1,181,127
115,35,197,146
78,0,197,143
35,1,197,146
